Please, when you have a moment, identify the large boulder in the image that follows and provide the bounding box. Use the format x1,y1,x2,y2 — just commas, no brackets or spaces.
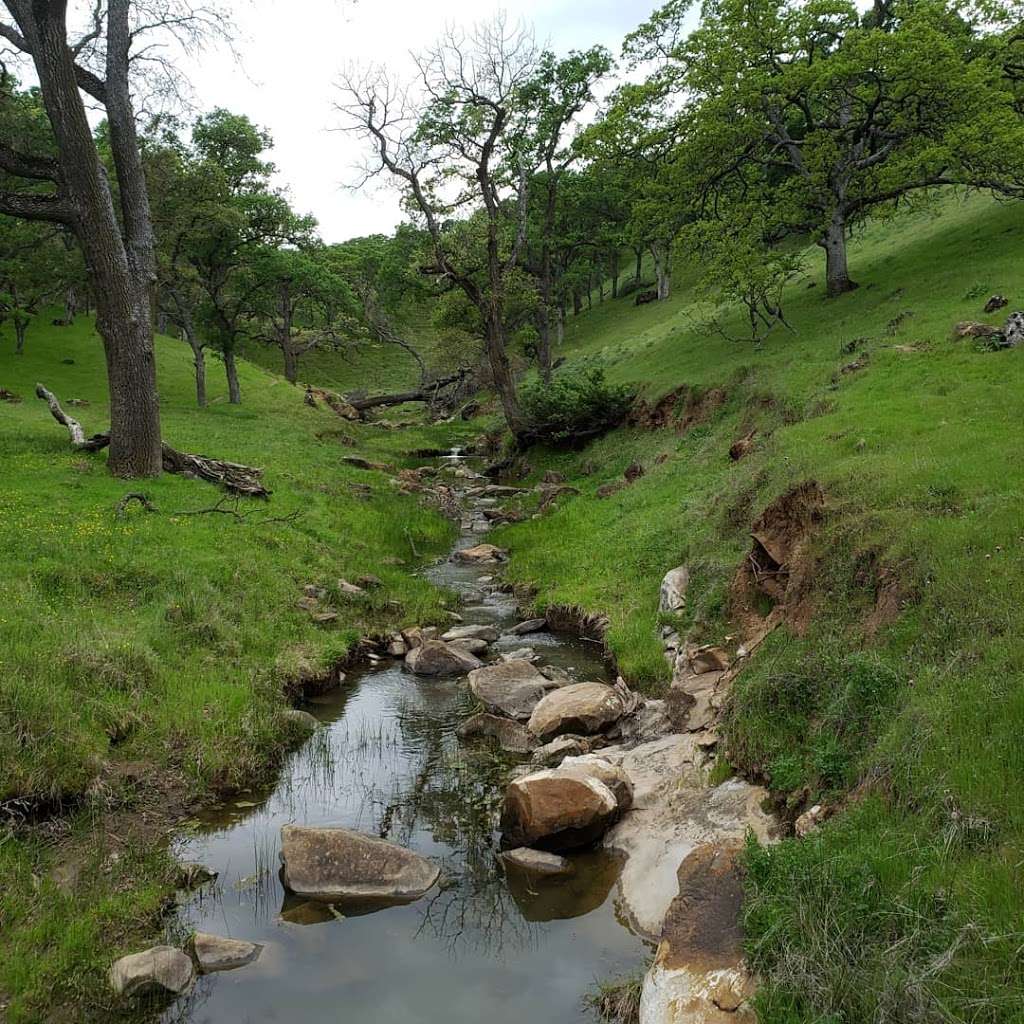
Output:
279,825,440,903
405,640,482,677
191,932,262,974
457,712,536,754
468,660,548,720
442,623,499,643
527,681,625,740
500,768,624,850
109,946,194,998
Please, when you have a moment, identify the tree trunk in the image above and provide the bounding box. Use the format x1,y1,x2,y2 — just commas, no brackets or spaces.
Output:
821,213,857,297
573,291,582,316
14,319,27,355
64,285,77,324
13,2,162,478
188,336,207,408
634,248,643,283
556,304,565,349
484,313,524,435
536,306,552,385
651,242,671,300
224,348,241,404
282,343,299,384
610,251,620,298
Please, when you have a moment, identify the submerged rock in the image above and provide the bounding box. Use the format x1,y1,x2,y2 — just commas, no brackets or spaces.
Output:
191,932,263,974
176,861,217,889
500,646,540,664
279,825,439,903
468,660,548,720
282,708,320,733
405,640,483,676
508,617,547,635
501,847,574,877
109,946,194,998
527,681,625,740
457,712,536,754
500,767,624,850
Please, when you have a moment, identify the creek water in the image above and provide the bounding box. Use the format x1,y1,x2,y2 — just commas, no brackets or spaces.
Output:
163,456,648,1024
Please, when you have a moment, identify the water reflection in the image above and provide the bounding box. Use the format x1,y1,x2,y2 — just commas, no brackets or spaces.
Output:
163,503,646,1024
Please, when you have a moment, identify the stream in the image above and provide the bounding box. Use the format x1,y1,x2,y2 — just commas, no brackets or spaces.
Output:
163,452,648,1024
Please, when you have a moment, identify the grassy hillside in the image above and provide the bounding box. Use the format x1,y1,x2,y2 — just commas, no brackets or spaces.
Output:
494,191,1024,1021
0,319,473,1021
238,301,455,395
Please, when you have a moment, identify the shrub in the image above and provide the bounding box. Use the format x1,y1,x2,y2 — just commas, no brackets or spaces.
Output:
518,368,634,445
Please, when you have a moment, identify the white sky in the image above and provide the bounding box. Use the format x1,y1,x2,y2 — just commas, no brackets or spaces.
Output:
184,0,662,243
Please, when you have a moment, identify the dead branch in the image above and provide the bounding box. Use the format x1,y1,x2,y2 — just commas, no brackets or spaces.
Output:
37,383,270,497
171,494,300,525
35,383,111,450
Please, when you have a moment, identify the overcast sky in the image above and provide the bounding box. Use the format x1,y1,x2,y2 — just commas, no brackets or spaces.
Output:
182,0,662,243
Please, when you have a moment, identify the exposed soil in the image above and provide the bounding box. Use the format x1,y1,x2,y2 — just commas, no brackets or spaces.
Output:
629,385,728,433
731,480,826,636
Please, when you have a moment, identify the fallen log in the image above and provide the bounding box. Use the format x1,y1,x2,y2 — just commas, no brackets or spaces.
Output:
37,383,270,498
347,370,469,414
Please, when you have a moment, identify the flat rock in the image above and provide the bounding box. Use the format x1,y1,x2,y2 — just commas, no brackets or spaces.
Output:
468,660,548,720
452,543,507,564
405,640,482,676
442,624,499,643
109,946,194,998
500,768,623,850
280,825,439,902
528,681,625,740
449,637,490,656
501,847,574,877
191,932,263,974
639,844,756,1024
457,713,536,754
594,737,775,941
507,617,547,635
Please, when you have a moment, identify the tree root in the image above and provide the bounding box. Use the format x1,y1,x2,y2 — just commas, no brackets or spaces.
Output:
37,383,271,497
115,492,158,518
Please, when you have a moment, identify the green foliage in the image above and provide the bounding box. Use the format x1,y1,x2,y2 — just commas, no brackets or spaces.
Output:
0,314,477,1019
519,368,635,444
494,191,1024,1022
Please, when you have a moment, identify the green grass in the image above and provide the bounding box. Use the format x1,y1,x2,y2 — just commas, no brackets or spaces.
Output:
494,190,1024,1021
0,316,476,1020
4,188,1024,1022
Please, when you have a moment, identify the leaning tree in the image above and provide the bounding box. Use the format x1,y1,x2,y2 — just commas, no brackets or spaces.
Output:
0,1,227,476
